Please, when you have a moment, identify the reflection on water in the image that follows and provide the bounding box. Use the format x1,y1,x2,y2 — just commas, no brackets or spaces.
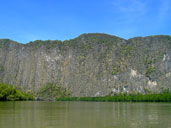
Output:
0,101,171,128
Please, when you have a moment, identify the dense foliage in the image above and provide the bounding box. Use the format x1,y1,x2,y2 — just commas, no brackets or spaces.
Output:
56,93,171,102
36,83,71,100
0,83,34,101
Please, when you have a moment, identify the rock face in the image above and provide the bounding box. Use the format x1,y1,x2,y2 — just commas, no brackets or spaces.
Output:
0,33,171,96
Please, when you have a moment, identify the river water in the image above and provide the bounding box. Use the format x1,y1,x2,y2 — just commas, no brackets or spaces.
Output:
0,101,171,128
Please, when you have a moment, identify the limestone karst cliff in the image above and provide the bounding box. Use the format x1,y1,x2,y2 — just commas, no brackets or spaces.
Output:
0,33,171,96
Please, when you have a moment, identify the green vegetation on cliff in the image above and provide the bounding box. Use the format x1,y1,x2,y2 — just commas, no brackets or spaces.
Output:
56,93,171,102
0,83,34,101
36,83,71,100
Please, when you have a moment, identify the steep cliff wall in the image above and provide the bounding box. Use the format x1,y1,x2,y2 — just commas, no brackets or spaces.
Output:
0,33,171,96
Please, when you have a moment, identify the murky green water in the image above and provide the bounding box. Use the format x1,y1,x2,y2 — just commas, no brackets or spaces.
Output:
0,101,171,128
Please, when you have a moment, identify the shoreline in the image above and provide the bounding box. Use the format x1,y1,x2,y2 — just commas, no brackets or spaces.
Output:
56,93,171,102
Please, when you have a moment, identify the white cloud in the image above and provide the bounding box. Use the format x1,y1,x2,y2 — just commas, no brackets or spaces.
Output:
111,0,147,17
158,0,171,23
107,0,148,37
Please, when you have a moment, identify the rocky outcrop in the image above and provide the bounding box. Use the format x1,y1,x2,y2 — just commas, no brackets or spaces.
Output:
0,33,171,96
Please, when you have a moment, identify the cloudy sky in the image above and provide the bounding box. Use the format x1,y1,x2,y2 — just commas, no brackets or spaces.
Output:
0,0,171,43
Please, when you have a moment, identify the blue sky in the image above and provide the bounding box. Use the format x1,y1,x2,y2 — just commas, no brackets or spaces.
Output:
0,0,171,43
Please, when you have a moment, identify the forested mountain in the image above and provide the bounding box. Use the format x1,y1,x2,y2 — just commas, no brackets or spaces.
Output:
0,33,171,96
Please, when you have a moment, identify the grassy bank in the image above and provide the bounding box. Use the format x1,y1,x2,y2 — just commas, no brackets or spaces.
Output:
0,83,34,101
56,93,171,102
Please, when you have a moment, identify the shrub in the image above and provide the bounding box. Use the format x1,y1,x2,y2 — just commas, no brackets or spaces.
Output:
0,83,34,101
36,83,71,100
